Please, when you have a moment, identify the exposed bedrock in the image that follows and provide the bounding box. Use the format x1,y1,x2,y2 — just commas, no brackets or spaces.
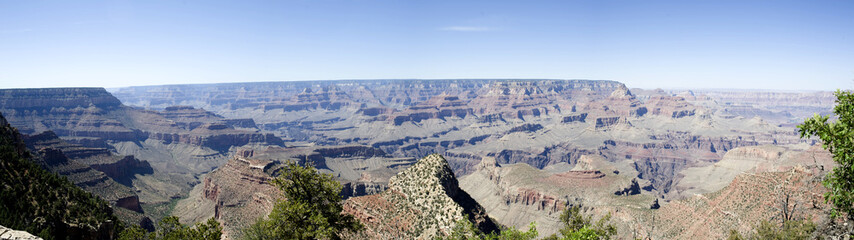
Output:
340,181,387,199
314,145,387,158
391,95,474,125
343,154,499,239
146,131,284,152
173,155,281,239
600,135,760,194
0,87,122,110
492,144,596,170
644,95,697,118
90,156,154,186
594,116,632,129
32,147,145,214
561,113,587,123
115,196,143,213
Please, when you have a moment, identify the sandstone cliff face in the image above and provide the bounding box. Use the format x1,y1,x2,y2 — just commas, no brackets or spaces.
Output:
469,81,562,120
172,154,281,239
391,95,474,125
343,154,498,239
644,96,696,118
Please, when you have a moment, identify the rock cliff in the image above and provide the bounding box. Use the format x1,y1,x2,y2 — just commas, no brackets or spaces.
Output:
172,154,280,239
343,154,498,239
460,156,645,236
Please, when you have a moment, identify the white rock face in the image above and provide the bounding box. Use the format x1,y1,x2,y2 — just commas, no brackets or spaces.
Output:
0,225,42,240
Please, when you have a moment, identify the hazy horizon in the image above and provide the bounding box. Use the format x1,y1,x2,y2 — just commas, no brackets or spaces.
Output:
2,1,853,91
0,78,848,92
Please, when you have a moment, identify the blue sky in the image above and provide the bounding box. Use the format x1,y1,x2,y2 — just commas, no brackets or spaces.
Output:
1,0,852,90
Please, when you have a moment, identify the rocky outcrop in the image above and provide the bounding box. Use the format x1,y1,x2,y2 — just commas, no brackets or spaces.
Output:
90,156,154,186
508,123,543,134
0,88,122,110
594,116,632,130
644,96,697,118
614,178,641,196
340,181,388,199
343,154,498,239
258,85,357,112
650,198,660,209
147,129,284,152
172,155,281,240
469,81,563,120
160,105,224,130
392,95,474,125
561,113,587,123
0,225,43,240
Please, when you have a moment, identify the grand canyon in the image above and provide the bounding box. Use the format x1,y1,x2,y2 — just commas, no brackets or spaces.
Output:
0,79,843,239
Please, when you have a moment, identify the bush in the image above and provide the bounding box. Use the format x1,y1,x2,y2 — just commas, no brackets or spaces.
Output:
241,161,362,240
441,217,538,240
543,205,616,240
118,216,222,240
727,219,815,240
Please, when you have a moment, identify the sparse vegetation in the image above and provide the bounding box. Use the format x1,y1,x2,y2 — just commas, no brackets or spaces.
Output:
727,190,816,240
241,161,362,240
727,219,815,240
118,216,222,240
440,217,538,240
799,89,854,220
544,205,617,240
442,205,616,240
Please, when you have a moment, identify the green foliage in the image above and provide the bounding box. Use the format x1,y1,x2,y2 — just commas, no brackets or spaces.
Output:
727,219,815,240
118,216,222,240
754,219,815,240
441,205,616,240
727,229,746,240
798,89,854,219
242,161,362,240
544,206,616,240
440,217,538,240
0,121,122,239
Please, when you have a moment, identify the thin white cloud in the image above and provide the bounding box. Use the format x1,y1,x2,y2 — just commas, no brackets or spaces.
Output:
439,26,494,32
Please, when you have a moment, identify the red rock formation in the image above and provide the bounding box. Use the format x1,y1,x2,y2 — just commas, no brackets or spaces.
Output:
644,95,697,118
469,81,562,119
391,94,474,125
192,156,281,238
